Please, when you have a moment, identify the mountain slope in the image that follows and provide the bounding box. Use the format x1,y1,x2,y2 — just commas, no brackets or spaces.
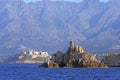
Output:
0,0,120,56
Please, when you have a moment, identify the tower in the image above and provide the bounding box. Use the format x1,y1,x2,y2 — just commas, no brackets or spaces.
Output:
70,40,74,49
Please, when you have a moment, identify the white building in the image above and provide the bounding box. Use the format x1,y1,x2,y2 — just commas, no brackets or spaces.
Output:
19,50,50,59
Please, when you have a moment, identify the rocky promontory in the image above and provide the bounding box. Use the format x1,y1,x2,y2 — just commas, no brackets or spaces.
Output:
41,41,108,68
101,53,120,67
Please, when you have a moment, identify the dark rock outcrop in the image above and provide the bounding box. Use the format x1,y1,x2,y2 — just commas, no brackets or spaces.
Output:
51,51,64,67
41,62,59,68
41,41,108,68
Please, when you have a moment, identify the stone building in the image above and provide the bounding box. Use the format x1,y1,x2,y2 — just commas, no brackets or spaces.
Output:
70,40,74,49
69,40,84,53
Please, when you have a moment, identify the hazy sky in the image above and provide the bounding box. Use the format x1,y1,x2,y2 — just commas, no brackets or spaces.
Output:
23,0,110,3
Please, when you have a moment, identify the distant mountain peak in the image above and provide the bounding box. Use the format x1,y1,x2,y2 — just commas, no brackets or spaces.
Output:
0,0,119,56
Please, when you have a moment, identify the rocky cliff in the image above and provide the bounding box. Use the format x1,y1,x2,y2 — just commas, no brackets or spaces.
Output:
101,53,120,67
41,41,108,68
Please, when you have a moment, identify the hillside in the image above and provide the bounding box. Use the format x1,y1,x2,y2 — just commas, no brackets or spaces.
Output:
0,0,120,56
101,53,120,67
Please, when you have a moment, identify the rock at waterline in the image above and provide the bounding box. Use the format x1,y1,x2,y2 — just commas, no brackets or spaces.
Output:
40,41,108,68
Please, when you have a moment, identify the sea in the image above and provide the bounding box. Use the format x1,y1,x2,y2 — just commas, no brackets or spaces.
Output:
0,64,119,80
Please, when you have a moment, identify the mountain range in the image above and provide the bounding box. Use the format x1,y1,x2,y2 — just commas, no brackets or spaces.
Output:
0,0,120,56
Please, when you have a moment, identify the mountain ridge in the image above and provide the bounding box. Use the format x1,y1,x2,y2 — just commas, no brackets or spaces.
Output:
0,0,120,56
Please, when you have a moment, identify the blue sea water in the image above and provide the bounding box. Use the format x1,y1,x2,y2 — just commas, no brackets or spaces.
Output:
0,64,120,80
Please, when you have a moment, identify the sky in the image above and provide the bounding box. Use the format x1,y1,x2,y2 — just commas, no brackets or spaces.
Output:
23,0,110,3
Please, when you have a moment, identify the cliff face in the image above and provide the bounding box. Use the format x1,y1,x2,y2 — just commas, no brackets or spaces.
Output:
42,41,108,68
0,0,120,56
102,53,120,67
51,50,107,68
